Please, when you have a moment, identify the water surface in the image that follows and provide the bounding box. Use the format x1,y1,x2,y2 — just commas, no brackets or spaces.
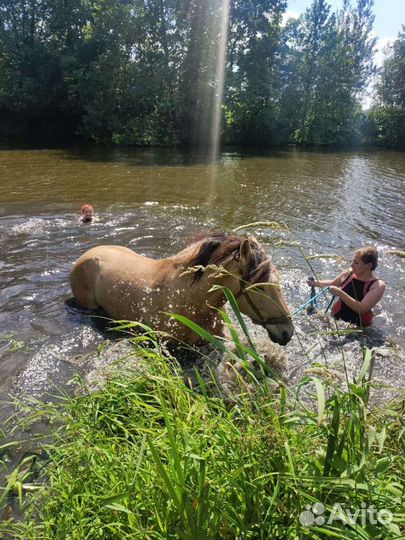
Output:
1,147,404,423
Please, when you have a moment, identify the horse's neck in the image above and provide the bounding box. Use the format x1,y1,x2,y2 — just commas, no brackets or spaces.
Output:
174,257,239,301
158,249,237,292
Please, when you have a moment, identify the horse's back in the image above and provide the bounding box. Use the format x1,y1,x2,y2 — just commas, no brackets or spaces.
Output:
70,245,161,311
72,245,147,272
75,245,137,262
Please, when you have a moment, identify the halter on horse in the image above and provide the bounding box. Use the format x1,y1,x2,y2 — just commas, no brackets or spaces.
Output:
70,233,294,346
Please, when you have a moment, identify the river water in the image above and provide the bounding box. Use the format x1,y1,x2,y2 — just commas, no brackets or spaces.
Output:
1,147,404,427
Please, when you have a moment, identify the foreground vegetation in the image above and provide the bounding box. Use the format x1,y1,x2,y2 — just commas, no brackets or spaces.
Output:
1,310,404,539
0,0,404,148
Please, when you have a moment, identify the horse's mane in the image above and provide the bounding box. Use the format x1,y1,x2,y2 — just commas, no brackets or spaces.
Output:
189,232,272,283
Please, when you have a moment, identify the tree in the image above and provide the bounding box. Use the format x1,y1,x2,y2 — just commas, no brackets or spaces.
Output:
0,0,400,148
0,0,69,138
278,0,375,146
223,0,287,146
365,27,405,148
376,27,405,110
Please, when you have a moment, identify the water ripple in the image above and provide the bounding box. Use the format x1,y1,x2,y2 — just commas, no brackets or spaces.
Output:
0,148,404,419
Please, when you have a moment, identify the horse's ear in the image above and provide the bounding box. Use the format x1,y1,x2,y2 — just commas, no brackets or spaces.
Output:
239,239,252,279
247,234,258,244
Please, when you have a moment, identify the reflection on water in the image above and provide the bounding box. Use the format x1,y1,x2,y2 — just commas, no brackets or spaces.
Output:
0,147,404,422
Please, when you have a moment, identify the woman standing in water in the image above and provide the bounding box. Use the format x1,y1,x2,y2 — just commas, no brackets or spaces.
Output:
307,246,385,327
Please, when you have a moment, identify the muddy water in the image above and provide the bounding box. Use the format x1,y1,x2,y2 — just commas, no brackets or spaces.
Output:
1,147,404,425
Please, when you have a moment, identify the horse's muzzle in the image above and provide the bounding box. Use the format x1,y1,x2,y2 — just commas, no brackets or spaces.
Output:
264,321,294,346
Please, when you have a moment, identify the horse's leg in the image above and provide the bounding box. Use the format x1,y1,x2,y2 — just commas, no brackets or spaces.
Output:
70,257,101,309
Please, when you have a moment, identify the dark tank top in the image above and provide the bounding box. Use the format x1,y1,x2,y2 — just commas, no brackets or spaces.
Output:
332,273,377,326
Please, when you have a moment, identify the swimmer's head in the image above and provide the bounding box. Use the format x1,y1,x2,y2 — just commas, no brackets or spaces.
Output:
80,204,95,223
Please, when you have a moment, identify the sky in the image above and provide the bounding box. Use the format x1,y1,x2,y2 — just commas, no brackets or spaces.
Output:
286,0,405,66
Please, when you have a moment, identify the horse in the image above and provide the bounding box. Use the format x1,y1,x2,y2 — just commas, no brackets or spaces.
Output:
70,232,294,346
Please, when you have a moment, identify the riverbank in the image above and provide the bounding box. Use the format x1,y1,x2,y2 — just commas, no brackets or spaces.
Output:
1,323,404,540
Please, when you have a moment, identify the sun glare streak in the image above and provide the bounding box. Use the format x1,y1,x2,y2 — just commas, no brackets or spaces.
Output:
204,0,230,220
209,0,230,163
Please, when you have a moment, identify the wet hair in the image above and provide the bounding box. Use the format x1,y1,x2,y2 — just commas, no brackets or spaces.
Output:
355,246,378,270
80,204,94,213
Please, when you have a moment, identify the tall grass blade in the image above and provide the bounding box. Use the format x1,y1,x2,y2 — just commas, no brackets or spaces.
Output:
324,397,340,476
357,348,373,384
146,438,182,510
210,285,256,351
312,377,326,426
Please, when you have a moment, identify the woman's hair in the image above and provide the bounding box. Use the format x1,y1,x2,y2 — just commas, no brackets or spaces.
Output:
80,204,94,213
355,246,378,270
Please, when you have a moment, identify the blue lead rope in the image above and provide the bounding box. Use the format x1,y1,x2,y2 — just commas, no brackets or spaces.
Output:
291,287,330,317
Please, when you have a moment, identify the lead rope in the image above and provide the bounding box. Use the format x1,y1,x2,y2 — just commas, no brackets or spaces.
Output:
323,271,353,315
290,287,330,317
235,280,333,322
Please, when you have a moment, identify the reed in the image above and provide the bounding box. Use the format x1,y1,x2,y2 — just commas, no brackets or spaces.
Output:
1,293,404,540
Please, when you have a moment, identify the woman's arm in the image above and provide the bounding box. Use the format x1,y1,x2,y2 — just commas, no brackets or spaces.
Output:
307,270,349,288
329,280,386,314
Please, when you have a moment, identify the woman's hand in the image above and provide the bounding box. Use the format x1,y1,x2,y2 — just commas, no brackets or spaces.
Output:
329,285,341,296
307,277,315,287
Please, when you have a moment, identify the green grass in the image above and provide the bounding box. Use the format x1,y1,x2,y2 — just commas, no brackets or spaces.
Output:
1,291,404,540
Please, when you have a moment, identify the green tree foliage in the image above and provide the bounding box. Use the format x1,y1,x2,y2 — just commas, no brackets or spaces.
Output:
283,0,334,145
177,0,230,148
0,0,67,137
0,0,401,147
376,26,405,110
275,0,376,146
364,27,405,148
224,0,287,146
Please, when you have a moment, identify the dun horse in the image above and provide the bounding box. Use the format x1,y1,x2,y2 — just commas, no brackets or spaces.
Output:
70,233,294,346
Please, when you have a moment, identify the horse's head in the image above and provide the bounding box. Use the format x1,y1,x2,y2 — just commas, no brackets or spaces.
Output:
190,233,294,346
232,238,294,345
